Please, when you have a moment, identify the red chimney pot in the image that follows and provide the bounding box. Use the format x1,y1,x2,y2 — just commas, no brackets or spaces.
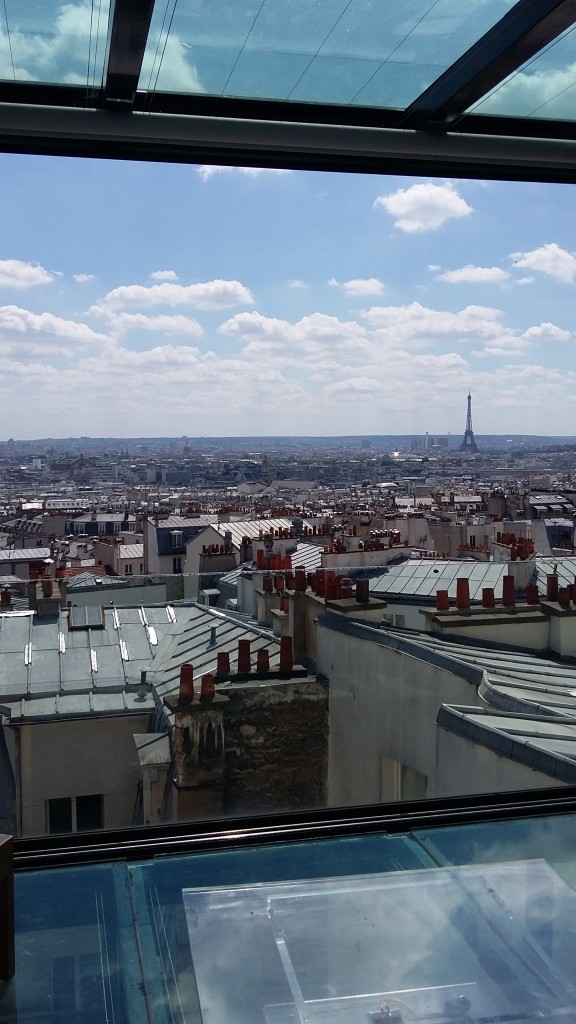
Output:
179,663,194,705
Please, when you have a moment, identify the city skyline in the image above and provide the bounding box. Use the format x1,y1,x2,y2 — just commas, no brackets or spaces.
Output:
1,154,576,439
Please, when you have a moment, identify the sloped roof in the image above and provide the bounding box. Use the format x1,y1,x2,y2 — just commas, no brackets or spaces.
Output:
147,604,281,707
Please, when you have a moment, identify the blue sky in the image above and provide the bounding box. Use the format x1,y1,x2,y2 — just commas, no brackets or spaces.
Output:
1,153,576,439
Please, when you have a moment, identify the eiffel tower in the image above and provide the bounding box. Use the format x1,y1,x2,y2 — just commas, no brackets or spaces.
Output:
460,392,478,452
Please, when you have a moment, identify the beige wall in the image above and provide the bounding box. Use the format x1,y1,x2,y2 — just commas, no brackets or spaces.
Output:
317,623,484,807
19,713,151,837
435,724,562,797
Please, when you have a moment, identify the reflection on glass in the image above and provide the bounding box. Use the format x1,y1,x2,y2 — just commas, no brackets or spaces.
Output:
0,0,109,87
183,860,576,1024
470,23,576,120
141,0,517,107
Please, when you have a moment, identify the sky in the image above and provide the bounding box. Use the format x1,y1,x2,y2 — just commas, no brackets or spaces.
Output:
1,154,576,440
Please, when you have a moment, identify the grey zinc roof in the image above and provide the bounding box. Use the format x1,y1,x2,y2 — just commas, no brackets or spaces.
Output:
147,604,281,707
205,518,320,550
157,515,217,529
370,556,576,602
0,602,200,718
0,547,51,562
369,559,512,601
534,557,576,592
0,601,284,723
400,631,576,722
219,541,323,588
119,544,144,559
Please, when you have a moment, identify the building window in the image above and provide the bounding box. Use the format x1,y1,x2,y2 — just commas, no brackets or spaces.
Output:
139,563,143,572
380,756,427,802
98,522,106,534
173,557,182,573
47,794,103,834
114,522,122,533
124,564,133,575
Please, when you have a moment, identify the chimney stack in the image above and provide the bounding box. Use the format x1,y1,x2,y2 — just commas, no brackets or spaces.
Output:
237,638,251,673
502,575,516,608
455,578,470,610
179,663,194,705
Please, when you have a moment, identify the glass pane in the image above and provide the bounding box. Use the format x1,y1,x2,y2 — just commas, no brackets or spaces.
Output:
471,23,576,120
12,862,147,1024
3,154,576,843
0,0,109,87
141,0,517,108
413,812,576,889
128,833,433,1023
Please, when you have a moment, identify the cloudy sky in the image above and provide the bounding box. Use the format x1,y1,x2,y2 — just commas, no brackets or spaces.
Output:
1,153,576,439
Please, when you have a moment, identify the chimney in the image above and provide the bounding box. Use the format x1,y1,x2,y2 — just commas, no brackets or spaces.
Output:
293,569,307,592
482,588,495,608
257,648,270,674
502,575,516,608
216,651,230,678
178,663,194,705
455,578,470,610
436,590,450,611
546,574,559,601
237,639,251,673
356,579,369,603
200,673,215,702
525,584,539,605
279,635,293,674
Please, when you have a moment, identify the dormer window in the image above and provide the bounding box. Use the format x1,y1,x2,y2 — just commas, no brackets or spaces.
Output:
171,531,183,548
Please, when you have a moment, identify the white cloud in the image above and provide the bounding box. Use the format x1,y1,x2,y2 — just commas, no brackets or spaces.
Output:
437,265,509,284
325,377,382,394
73,273,95,283
331,277,385,296
150,270,179,282
0,305,108,346
522,322,572,342
288,279,306,289
219,310,370,363
91,279,254,314
374,182,472,233
361,301,505,346
198,165,291,181
110,312,203,337
511,243,576,283
0,259,54,288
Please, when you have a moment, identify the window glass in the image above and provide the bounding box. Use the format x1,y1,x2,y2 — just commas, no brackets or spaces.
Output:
2,154,576,840
76,794,103,832
47,798,72,835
